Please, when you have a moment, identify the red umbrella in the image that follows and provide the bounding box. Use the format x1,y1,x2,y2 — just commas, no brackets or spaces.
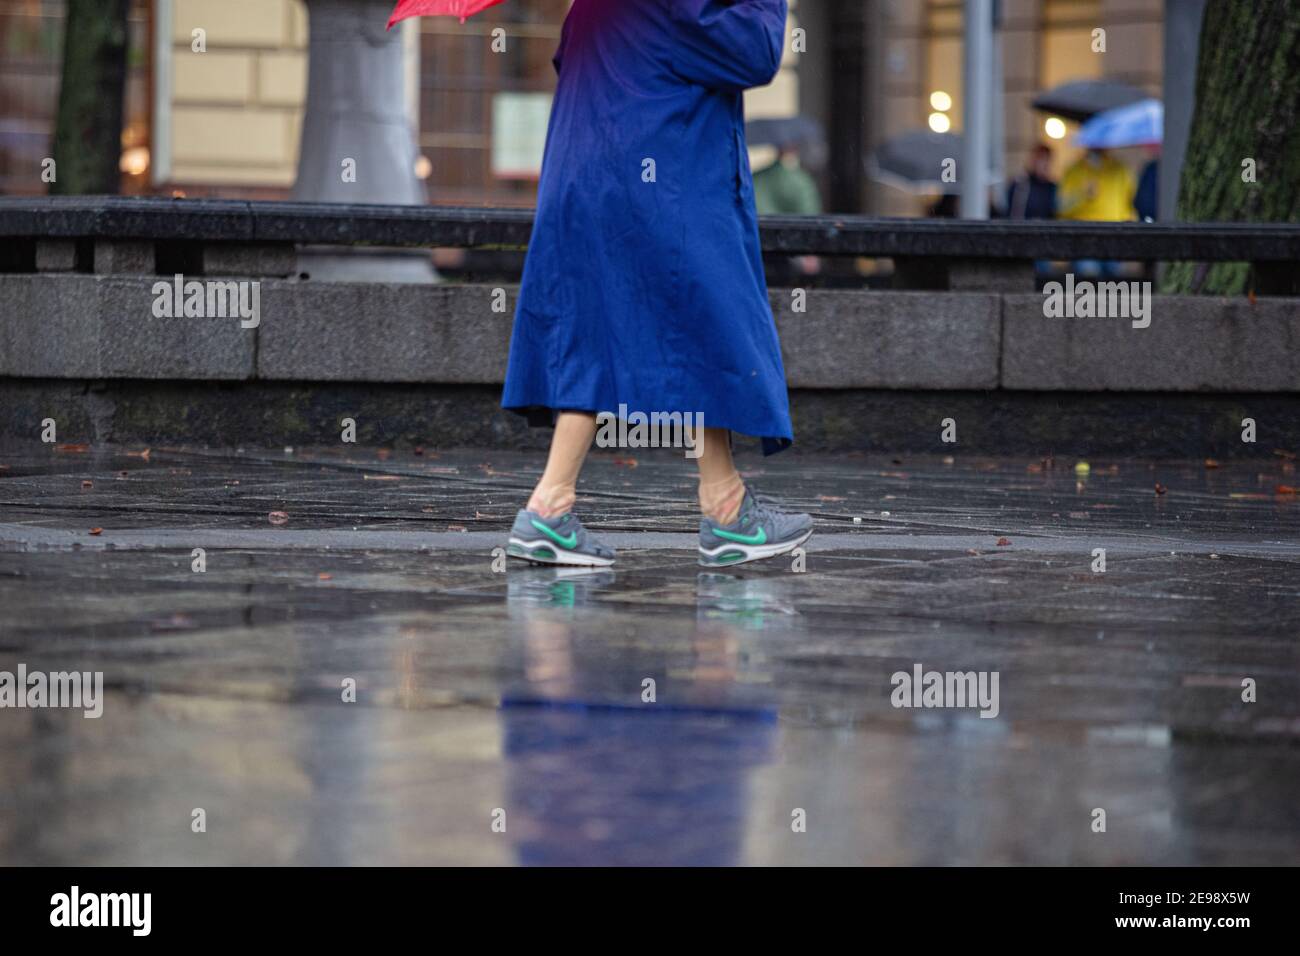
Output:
387,0,506,29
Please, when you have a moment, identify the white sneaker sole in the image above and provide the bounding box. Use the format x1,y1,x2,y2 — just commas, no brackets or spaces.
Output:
698,528,813,567
507,537,615,567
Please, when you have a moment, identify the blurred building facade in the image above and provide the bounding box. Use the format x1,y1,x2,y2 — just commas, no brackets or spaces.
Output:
0,0,1164,214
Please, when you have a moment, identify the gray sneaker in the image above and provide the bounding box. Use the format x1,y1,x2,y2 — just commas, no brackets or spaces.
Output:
699,491,813,567
507,509,616,567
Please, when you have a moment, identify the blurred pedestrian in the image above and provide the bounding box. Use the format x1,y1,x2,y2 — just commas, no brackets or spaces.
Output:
1058,147,1135,276
1058,147,1134,222
502,0,814,569
753,143,822,216
1004,144,1057,220
927,193,960,218
1134,145,1159,221
753,139,822,277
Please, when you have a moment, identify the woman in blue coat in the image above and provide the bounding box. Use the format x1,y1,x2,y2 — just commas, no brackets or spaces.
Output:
503,0,813,568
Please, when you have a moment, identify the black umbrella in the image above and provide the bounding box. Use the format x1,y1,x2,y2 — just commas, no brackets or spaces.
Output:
1031,79,1149,123
745,116,824,149
744,116,827,169
868,129,997,195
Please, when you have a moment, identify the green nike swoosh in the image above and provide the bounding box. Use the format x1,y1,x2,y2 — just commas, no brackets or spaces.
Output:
712,526,767,546
530,517,578,549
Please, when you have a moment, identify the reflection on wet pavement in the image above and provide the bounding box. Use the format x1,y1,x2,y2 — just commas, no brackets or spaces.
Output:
0,444,1297,864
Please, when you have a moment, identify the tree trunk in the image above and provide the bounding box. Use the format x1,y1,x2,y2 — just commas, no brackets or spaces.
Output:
50,0,130,195
1163,0,1300,295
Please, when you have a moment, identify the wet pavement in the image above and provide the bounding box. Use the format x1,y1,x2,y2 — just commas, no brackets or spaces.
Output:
0,442,1297,865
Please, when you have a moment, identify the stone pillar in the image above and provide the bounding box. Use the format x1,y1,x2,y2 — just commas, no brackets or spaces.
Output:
1160,0,1207,221
292,0,436,282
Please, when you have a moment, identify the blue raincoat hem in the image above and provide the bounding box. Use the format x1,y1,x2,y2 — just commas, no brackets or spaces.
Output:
503,403,793,457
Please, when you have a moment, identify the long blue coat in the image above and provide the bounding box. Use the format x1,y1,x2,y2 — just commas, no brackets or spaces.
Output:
502,0,793,454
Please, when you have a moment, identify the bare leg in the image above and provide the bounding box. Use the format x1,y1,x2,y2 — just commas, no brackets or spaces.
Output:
527,411,597,518
696,427,745,525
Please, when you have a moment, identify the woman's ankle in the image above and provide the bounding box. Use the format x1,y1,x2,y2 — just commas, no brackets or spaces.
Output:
699,475,745,525
528,485,576,519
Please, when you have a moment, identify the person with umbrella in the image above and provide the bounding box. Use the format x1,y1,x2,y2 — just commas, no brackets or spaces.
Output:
1074,98,1163,222
485,0,813,567
748,116,823,279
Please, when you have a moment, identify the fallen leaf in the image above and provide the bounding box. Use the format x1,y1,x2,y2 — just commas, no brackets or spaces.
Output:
1275,449,1297,461
966,548,980,556
815,495,846,502
996,537,1011,546
377,449,392,461
1203,459,1220,469
447,524,468,532
613,457,638,468
81,480,93,489
1154,483,1167,495
1276,485,1297,495
56,443,89,453
126,448,151,460
318,573,332,581
268,511,289,525
88,527,103,535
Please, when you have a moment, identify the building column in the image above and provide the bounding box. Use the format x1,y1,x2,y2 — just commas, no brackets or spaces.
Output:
292,0,435,281
1160,0,1206,221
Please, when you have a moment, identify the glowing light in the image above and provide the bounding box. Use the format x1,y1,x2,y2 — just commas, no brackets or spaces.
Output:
1044,117,1067,140
119,146,150,176
929,90,952,112
928,112,952,133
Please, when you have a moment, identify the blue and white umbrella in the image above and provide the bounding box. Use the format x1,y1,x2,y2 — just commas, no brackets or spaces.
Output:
1075,98,1163,149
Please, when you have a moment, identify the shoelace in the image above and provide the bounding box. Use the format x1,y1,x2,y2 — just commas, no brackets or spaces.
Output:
742,490,788,527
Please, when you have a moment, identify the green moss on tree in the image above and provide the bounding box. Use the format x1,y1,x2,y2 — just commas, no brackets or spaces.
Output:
1164,0,1300,294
